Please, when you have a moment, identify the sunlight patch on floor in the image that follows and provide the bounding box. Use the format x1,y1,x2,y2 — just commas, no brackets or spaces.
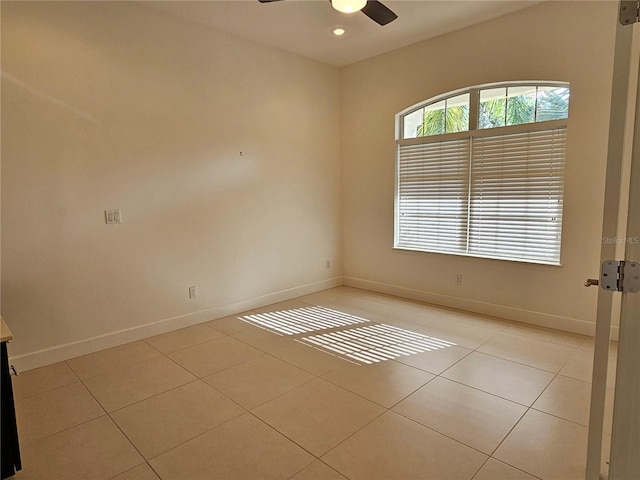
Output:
240,306,369,335
299,323,456,364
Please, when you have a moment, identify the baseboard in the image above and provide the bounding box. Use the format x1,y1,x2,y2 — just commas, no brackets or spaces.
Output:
12,275,614,372
10,277,343,372
344,276,597,337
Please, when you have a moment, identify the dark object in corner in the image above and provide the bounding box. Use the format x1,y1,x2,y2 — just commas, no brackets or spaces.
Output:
1,341,21,479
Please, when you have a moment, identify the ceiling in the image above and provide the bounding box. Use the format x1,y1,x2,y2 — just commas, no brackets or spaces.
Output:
144,0,542,67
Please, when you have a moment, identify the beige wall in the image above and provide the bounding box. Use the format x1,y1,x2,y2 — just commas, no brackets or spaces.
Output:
340,1,617,333
1,2,342,369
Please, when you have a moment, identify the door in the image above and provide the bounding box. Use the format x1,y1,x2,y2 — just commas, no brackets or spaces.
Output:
608,16,640,475
585,7,640,480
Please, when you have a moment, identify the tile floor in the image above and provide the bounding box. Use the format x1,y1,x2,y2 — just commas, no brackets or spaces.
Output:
9,286,616,480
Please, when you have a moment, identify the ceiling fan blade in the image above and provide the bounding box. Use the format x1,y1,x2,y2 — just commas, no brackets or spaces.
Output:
361,1,397,26
258,0,284,3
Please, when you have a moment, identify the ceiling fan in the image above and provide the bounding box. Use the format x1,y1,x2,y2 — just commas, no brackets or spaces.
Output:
258,0,398,26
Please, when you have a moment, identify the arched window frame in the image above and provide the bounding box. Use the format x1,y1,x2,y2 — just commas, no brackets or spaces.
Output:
398,81,570,139
394,81,570,265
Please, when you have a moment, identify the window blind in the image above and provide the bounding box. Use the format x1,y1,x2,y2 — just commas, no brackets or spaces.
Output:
396,138,471,255
396,127,566,264
468,128,566,264
395,82,569,265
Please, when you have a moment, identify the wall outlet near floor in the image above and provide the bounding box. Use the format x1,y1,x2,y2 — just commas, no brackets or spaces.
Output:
188,286,197,299
326,260,331,269
104,209,122,224
455,274,463,286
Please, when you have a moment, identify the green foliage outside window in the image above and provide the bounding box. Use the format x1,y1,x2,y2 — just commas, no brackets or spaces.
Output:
480,95,535,129
408,85,569,138
417,104,469,136
537,88,570,121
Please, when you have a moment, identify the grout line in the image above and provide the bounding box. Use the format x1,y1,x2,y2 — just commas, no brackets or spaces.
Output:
286,458,347,480
433,374,538,409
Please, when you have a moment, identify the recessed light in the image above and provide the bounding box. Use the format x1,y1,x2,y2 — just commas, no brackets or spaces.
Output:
331,27,347,36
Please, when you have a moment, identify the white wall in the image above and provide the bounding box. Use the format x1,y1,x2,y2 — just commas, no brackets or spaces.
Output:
340,1,617,334
1,2,342,370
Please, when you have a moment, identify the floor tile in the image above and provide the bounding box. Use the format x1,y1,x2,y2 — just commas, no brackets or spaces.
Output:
144,324,225,354
472,459,538,480
252,378,385,456
323,302,387,324
83,355,195,412
15,382,104,445
18,416,142,480
12,362,79,400
168,335,263,377
242,304,373,336
370,315,427,332
347,296,434,327
478,333,575,373
439,310,512,332
110,463,159,480
298,322,451,366
331,299,428,331
579,337,595,352
111,380,244,459
415,318,498,350
149,413,314,479
393,344,471,375
253,299,313,314
579,338,617,356
327,296,389,316
560,347,618,387
231,325,294,352
505,322,586,348
290,461,348,480
338,286,381,298
559,349,595,383
296,289,352,306
205,314,253,334
202,355,314,409
322,411,487,480
271,341,351,375
366,294,428,312
494,409,588,480
322,360,433,408
391,298,443,317
442,352,554,406
67,341,161,380
393,377,526,454
533,375,591,426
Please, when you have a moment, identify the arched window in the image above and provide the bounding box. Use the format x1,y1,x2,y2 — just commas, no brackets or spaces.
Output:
395,82,569,265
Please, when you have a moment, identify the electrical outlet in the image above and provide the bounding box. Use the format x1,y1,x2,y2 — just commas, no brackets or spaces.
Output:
105,209,122,224
188,286,197,299
455,274,463,286
326,260,331,269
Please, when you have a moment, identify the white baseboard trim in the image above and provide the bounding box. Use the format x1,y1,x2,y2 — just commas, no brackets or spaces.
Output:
344,276,598,337
10,277,343,372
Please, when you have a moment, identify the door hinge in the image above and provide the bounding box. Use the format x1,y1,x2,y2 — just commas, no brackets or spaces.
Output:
601,260,640,293
620,1,640,25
